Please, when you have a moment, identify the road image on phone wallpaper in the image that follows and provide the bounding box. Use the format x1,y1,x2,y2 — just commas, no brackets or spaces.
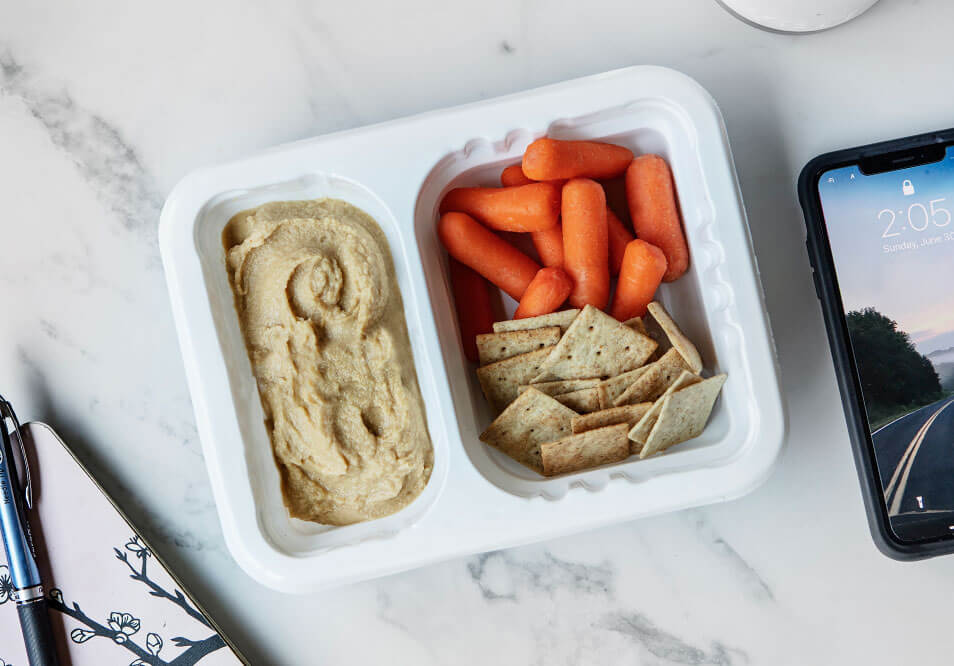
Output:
820,147,954,540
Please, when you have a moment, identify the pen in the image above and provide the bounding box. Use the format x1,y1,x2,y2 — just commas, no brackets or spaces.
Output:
0,395,59,666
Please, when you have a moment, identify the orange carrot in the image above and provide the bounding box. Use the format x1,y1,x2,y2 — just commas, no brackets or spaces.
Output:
606,207,634,276
448,259,496,362
531,224,565,268
610,240,668,320
501,163,567,188
523,138,634,181
561,179,609,309
514,267,574,319
625,154,688,281
500,165,567,266
438,212,541,300
440,183,560,232
500,164,534,187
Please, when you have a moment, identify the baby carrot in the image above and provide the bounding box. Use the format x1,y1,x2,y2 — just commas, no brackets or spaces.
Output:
625,154,689,281
437,212,541,300
501,163,567,188
531,224,565,268
514,267,574,319
610,240,668,321
500,165,567,266
500,164,534,187
562,178,609,309
523,138,634,181
440,183,560,232
606,207,634,276
448,258,496,362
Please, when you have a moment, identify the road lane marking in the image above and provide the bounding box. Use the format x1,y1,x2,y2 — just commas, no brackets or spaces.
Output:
883,410,938,502
888,418,946,516
872,405,936,436
886,402,951,515
886,400,954,516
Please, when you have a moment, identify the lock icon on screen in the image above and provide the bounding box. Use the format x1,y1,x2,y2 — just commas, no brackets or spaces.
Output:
903,179,915,196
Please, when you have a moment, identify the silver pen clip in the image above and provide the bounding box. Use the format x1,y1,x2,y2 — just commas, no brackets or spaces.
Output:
0,396,32,510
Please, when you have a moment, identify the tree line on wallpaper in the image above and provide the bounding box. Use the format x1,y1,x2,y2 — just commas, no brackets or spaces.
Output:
847,307,945,428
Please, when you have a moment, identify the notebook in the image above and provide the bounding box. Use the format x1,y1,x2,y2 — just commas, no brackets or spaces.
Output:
0,422,245,665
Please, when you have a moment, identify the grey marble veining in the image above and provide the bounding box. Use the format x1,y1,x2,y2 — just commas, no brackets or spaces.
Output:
0,51,162,248
467,550,614,600
0,37,221,568
686,511,775,603
598,612,741,665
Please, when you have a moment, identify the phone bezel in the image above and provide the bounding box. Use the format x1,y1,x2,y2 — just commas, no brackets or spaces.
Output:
798,128,954,560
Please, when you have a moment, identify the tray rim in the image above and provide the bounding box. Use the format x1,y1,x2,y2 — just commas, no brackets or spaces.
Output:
158,65,787,593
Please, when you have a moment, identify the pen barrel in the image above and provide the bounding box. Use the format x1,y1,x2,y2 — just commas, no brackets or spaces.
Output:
0,424,41,589
17,596,60,666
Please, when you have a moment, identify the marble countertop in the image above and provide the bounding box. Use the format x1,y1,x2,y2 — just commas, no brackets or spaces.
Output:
2,0,952,663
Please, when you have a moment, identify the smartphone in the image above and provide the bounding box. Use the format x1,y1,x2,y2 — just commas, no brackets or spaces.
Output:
799,129,954,559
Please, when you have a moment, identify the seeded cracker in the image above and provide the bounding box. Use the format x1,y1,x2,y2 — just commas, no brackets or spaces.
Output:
595,366,651,408
479,388,577,473
614,349,691,406
554,387,601,413
640,374,727,459
628,370,702,448
540,423,631,476
532,305,657,382
493,309,580,333
476,327,562,365
642,309,671,361
647,301,704,374
477,346,555,413
572,402,653,434
623,316,648,336
520,377,601,397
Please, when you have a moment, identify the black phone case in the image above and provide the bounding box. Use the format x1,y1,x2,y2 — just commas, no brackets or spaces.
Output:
798,128,954,560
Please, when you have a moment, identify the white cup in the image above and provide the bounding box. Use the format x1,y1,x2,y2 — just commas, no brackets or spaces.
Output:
718,0,880,33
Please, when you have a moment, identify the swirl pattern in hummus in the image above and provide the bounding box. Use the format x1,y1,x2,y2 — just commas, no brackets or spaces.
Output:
224,199,433,525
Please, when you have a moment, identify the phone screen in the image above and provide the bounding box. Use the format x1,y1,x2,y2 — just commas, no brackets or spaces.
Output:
819,146,954,542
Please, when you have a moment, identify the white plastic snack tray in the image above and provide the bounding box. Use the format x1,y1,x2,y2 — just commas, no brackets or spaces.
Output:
159,66,785,593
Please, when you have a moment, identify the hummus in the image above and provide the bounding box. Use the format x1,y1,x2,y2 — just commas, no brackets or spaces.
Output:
224,199,433,526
